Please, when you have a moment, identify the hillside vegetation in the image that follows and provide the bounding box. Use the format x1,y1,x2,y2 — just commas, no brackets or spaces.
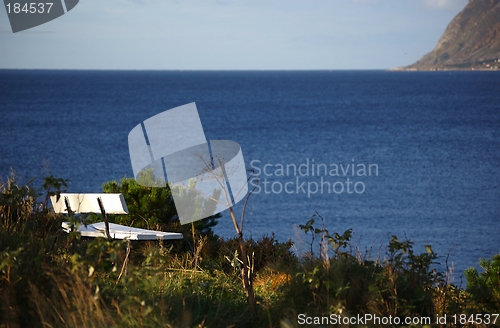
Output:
403,0,500,70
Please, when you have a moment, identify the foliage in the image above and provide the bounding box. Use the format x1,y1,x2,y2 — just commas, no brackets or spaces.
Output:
102,172,220,240
0,173,499,327
291,218,439,319
465,253,500,312
0,171,69,326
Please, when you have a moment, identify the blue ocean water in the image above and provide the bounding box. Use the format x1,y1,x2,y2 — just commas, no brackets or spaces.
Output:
1,70,499,279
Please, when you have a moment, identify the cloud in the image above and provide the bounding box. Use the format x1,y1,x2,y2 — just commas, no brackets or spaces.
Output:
424,0,461,10
351,0,381,4
128,0,158,4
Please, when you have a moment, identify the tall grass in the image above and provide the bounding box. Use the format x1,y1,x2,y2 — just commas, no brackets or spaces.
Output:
1,173,498,327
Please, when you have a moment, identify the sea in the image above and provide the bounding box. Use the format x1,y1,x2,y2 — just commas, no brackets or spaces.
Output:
1,70,499,281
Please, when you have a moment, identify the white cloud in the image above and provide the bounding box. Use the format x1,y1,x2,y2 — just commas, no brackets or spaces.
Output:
424,0,464,10
351,0,381,4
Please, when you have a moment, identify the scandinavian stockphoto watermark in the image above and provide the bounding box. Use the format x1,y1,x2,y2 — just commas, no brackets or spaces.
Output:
3,0,79,33
249,158,378,197
128,103,249,225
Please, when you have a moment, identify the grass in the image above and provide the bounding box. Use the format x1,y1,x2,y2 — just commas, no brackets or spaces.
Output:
1,172,499,327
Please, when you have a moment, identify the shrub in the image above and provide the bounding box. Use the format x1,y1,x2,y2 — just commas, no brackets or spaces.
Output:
465,253,500,312
102,174,220,241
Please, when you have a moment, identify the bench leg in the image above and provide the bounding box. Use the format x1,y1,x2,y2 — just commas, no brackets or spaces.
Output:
182,238,194,256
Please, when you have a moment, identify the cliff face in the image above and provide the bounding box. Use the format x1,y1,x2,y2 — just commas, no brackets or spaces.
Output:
405,0,500,70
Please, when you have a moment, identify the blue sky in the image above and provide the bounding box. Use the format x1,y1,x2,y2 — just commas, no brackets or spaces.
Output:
0,0,468,70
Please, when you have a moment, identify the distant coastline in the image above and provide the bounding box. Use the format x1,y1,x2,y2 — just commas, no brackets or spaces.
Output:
403,1,500,72
392,66,500,71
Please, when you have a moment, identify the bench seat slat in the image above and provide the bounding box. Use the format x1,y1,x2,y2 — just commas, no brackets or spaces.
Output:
61,222,184,240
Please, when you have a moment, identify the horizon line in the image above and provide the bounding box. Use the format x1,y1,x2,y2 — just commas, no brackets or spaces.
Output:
0,68,394,72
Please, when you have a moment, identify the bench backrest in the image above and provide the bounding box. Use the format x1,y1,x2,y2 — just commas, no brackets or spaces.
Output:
51,193,129,215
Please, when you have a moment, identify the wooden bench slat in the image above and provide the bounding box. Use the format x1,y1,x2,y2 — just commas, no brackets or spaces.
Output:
61,222,184,240
51,193,129,214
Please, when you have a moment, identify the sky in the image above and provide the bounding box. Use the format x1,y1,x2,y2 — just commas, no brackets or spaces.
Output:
0,0,468,70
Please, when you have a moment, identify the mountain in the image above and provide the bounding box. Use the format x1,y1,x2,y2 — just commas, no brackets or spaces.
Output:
402,0,500,70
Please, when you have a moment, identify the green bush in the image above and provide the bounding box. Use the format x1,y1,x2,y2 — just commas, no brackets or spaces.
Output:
279,218,444,323
465,253,500,312
102,174,220,242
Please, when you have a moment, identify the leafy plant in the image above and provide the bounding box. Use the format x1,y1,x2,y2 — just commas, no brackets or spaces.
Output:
465,253,500,312
102,172,220,238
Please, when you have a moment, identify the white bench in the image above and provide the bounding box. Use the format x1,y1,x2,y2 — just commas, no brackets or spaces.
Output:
51,193,185,241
